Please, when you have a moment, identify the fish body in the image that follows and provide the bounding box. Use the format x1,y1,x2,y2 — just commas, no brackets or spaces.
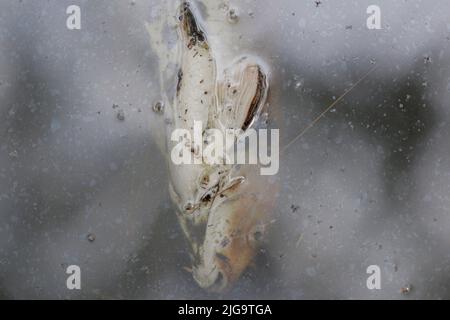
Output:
147,0,277,292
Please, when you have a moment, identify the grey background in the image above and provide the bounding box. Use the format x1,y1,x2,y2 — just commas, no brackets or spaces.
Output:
0,0,450,299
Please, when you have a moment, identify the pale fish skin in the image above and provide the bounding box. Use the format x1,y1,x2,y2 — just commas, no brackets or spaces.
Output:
147,0,278,292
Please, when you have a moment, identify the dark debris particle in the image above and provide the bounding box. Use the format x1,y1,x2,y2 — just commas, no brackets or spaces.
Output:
216,252,230,264
87,233,96,242
227,8,239,23
201,193,212,202
400,285,412,295
117,109,125,121
152,101,165,114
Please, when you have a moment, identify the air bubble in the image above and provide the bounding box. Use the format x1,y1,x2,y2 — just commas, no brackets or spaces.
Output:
153,101,165,114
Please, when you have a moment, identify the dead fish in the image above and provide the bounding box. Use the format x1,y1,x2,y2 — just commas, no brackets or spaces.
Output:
147,0,277,292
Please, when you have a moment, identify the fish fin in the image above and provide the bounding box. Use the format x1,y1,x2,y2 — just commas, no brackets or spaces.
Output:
215,57,268,132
